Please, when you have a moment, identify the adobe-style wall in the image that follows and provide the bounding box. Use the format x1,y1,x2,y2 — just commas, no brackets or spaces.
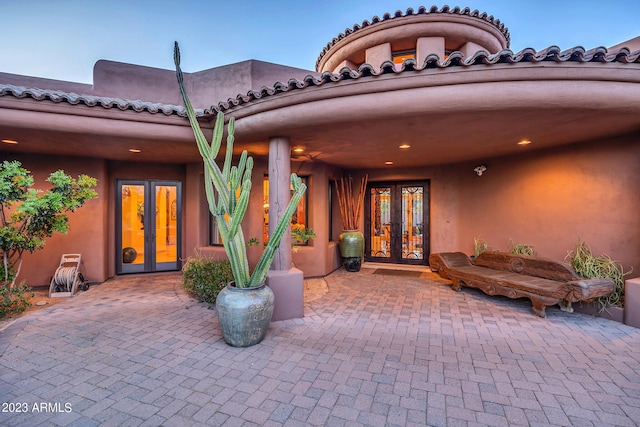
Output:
353,133,639,275
92,59,314,107
0,152,109,287
456,134,639,275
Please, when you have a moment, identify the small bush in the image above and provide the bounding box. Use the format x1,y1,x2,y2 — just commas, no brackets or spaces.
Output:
473,237,488,258
0,283,34,319
182,255,233,303
509,239,535,256
566,240,630,310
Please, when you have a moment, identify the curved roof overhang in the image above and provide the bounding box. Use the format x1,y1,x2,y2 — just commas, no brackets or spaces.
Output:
1,47,638,169
208,48,640,169
0,85,206,163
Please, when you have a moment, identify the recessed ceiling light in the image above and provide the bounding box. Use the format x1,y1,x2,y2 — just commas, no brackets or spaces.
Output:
385,161,394,165
293,147,304,153
129,148,141,153
2,139,18,144
399,144,411,149
518,139,532,145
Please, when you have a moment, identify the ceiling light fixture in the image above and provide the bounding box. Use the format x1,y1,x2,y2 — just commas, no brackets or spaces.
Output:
474,165,487,176
399,144,411,149
518,139,532,145
293,147,304,153
385,161,394,165
2,139,18,144
129,148,141,153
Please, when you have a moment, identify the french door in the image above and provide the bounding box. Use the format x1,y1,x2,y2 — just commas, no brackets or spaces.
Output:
365,181,430,265
116,180,182,274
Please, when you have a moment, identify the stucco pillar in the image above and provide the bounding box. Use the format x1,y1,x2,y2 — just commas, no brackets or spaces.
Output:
417,36,445,64
267,136,304,320
459,41,486,59
625,278,640,328
268,136,293,270
365,43,392,69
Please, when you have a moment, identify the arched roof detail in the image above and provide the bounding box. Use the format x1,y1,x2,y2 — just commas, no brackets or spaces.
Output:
315,5,511,73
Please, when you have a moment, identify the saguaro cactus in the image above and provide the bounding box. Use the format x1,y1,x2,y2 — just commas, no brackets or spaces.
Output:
174,42,306,288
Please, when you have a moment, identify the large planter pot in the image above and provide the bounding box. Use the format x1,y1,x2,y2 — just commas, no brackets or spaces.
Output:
215,282,275,347
339,230,364,272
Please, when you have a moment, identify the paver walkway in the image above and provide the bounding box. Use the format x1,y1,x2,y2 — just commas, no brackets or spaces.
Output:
0,268,639,426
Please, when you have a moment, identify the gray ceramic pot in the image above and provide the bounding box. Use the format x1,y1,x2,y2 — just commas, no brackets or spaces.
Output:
215,282,275,347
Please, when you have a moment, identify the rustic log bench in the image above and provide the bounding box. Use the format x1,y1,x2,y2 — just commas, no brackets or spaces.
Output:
429,251,614,317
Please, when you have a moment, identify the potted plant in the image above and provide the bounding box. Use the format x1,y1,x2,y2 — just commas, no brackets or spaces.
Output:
291,224,316,248
333,175,368,271
174,43,307,347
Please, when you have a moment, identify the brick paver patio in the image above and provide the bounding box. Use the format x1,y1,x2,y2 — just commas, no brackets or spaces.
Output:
1,268,639,426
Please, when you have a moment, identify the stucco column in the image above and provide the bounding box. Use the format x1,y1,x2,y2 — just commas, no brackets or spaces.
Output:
365,43,392,69
267,136,304,321
268,136,292,270
417,36,445,64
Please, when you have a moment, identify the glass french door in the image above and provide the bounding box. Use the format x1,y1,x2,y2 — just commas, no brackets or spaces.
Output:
365,181,429,265
116,180,181,274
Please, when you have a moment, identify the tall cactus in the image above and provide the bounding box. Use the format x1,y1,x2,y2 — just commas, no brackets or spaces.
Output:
174,42,306,288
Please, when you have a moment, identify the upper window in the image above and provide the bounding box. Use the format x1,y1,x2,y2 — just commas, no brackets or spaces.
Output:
392,50,416,69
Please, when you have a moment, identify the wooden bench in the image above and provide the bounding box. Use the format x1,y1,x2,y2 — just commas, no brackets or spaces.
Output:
429,251,614,317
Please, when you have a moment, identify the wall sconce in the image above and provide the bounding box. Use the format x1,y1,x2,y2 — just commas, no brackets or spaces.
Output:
474,165,487,176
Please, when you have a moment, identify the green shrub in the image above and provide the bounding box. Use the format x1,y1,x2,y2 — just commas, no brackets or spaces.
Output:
182,255,233,303
0,282,34,319
566,240,630,310
473,237,488,258
509,239,535,256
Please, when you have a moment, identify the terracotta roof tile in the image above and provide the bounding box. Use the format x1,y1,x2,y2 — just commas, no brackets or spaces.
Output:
207,46,640,115
0,83,193,116
316,5,511,70
2,47,638,118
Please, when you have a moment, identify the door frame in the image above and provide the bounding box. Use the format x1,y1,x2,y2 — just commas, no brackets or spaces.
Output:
364,180,430,265
115,179,182,274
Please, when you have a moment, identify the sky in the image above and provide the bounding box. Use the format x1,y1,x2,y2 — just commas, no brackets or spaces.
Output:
1,0,639,84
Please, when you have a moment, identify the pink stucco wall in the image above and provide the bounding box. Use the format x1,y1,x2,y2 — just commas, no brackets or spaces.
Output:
0,153,109,287
356,133,639,276
91,59,314,107
456,134,639,274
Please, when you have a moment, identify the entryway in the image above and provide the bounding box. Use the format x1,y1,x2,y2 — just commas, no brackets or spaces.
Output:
116,180,182,273
364,180,429,265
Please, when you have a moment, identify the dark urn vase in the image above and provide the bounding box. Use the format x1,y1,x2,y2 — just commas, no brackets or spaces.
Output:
338,230,364,272
122,247,137,264
215,282,275,347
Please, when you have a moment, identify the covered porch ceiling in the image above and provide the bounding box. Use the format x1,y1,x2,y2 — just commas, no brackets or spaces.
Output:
1,59,639,169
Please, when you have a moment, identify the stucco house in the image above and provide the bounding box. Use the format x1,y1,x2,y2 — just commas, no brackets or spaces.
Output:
1,6,638,312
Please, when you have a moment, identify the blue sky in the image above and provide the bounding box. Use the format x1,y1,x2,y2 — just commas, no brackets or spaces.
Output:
1,0,639,84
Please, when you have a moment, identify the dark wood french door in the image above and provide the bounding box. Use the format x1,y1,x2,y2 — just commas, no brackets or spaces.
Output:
365,181,430,265
116,180,182,274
